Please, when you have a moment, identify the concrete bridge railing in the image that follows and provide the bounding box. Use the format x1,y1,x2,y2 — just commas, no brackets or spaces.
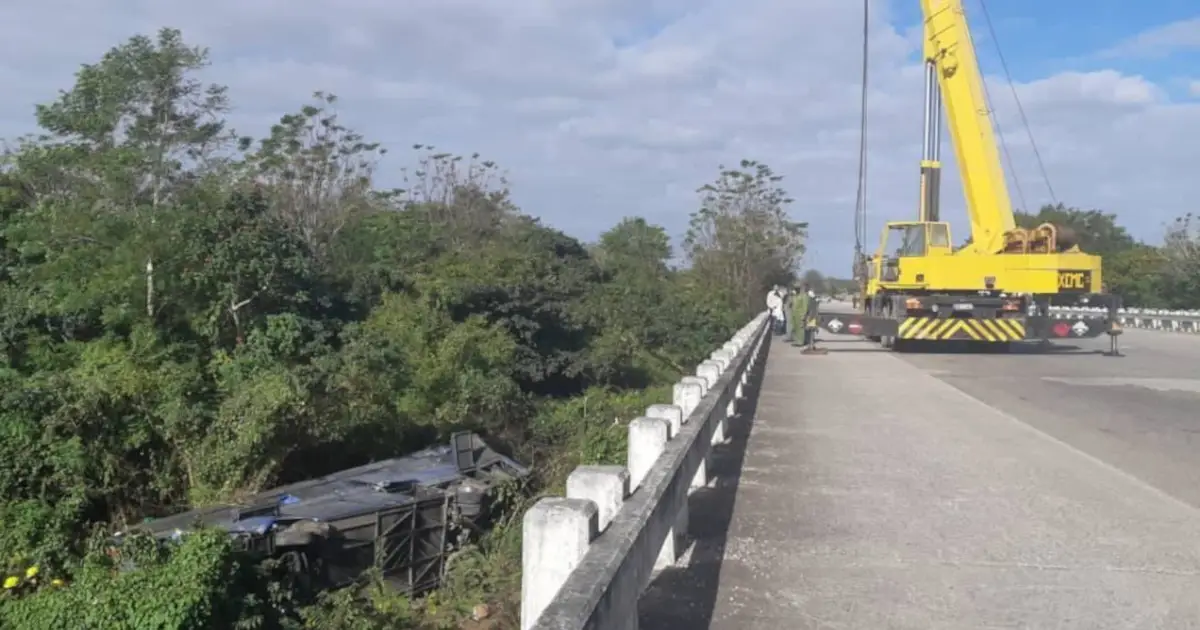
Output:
1049,305,1200,333
520,311,772,630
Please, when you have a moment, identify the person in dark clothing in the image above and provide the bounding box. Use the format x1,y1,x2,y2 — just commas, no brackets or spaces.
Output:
783,288,795,341
791,283,818,346
792,284,811,343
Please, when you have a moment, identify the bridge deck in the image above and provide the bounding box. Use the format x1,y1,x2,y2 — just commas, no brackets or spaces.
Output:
640,335,1200,629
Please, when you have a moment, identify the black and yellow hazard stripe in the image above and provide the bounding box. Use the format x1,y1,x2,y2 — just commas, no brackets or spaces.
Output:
897,317,958,340
896,317,1026,341
962,317,1026,341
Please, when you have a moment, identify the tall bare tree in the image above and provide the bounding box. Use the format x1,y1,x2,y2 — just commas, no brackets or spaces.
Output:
1160,214,1200,306
398,144,516,248
241,91,385,255
684,159,807,316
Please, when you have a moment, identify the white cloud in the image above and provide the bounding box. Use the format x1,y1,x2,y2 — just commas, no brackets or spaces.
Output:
2,0,1200,273
1097,17,1200,59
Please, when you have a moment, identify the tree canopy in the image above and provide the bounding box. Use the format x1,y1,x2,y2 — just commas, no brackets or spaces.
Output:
0,28,801,629
684,159,808,314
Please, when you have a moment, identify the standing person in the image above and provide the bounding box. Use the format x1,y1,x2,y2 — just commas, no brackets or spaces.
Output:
785,284,801,342
766,285,784,334
802,285,819,346
776,285,789,334
783,287,795,341
780,285,791,334
790,284,809,344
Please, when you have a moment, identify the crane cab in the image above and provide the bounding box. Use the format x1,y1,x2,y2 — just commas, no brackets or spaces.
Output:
867,220,953,291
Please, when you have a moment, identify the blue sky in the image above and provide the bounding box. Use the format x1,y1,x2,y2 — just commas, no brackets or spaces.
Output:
966,0,1198,83
893,0,1199,66
1,0,1199,277
893,0,1200,100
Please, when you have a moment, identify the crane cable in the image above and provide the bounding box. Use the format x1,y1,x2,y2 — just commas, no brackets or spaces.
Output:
976,0,1057,208
853,0,870,261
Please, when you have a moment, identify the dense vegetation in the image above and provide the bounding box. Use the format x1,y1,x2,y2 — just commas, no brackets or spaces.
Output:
0,29,805,629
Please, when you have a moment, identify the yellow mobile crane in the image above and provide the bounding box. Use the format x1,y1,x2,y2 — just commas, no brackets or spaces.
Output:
821,0,1122,352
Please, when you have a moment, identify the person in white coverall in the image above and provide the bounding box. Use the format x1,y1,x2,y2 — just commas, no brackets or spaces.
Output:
766,286,785,334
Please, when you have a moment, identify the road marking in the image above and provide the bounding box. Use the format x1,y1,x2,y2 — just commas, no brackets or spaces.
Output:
1042,377,1200,393
904,360,1200,515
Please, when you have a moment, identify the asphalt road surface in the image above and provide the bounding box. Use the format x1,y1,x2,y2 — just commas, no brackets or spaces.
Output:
818,298,1200,507
640,322,1200,629
892,327,1200,508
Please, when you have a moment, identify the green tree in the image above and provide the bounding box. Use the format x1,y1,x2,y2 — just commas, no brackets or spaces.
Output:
21,27,232,205
1159,214,1200,308
240,91,386,255
9,27,234,322
589,219,672,342
593,217,672,270
1105,245,1168,308
398,144,517,249
683,159,808,317
583,217,737,383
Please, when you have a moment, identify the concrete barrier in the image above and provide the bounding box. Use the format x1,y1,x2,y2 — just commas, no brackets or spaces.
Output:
1049,306,1200,333
520,311,771,630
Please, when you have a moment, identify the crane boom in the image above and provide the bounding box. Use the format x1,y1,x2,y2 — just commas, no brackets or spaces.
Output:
819,0,1124,356
920,0,1014,253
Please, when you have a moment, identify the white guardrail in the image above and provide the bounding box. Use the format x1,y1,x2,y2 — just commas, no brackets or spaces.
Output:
1049,306,1200,333
519,311,772,630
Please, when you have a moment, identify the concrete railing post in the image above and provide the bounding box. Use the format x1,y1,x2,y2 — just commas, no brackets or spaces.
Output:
696,361,721,390
520,312,770,630
710,348,741,427
521,498,599,630
646,403,683,438
680,375,708,403
646,403,686,568
628,416,673,571
566,466,629,532
673,381,703,418
677,377,710,489
711,348,735,374
697,361,725,445
628,416,670,490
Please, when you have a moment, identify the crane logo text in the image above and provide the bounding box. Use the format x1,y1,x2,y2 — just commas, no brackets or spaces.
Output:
1057,271,1091,292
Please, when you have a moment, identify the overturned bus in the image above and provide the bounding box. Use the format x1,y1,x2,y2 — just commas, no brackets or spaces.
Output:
120,432,528,595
